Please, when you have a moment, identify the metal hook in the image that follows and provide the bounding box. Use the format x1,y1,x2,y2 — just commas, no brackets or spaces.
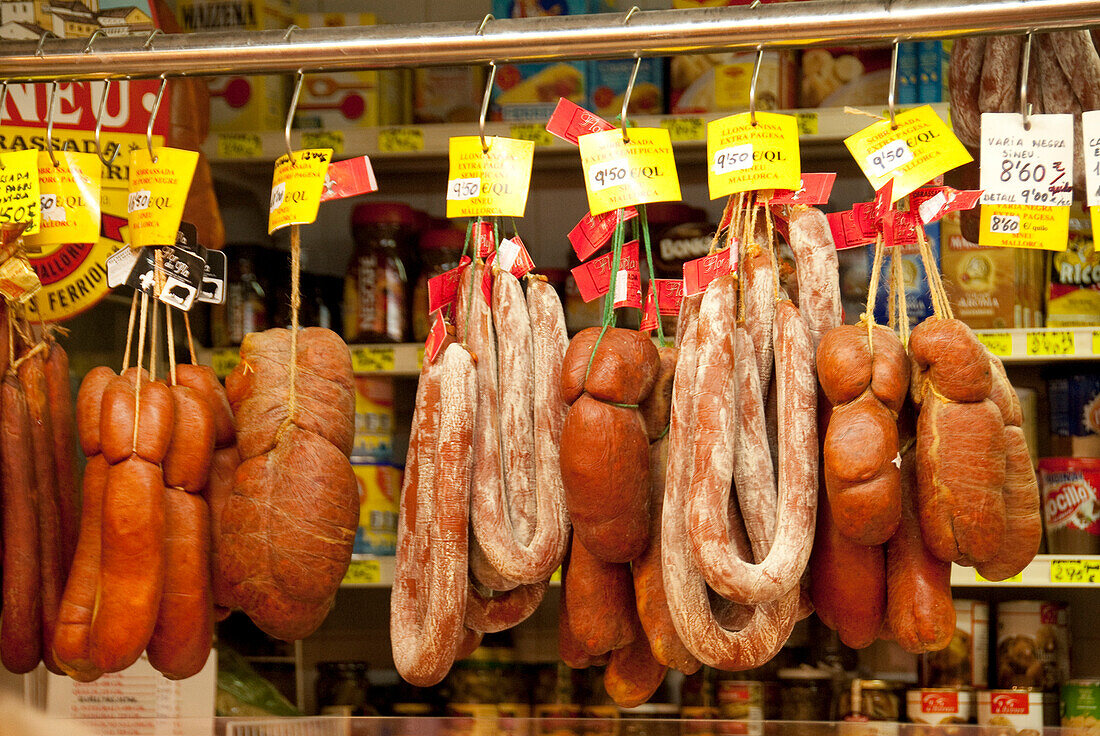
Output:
45,81,60,168
35,31,57,58
143,28,163,50
748,47,764,126
479,62,497,154
146,75,167,163
887,39,900,129
620,7,642,143
0,82,8,171
83,28,106,54
1019,31,1034,131
285,69,304,160
94,79,119,168
283,23,300,41
475,13,494,36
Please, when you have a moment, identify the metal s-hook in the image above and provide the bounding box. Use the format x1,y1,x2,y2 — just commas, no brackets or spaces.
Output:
45,81,60,168
475,14,495,154
94,79,119,168
283,23,300,41
1019,31,1034,131
285,69,304,160
620,6,641,143
0,82,8,170
35,30,57,58
83,28,106,54
143,28,163,50
887,39,900,129
146,74,167,163
748,47,764,126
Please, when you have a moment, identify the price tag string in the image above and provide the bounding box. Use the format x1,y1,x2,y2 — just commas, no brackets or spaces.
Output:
637,204,667,348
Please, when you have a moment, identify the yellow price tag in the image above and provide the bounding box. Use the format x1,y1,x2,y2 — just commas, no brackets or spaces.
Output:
1093,208,1100,245
128,147,198,248
976,570,1023,583
980,203,1070,251
795,112,818,136
210,348,241,378
1092,330,1100,356
1050,559,1100,583
416,347,425,371
26,151,101,247
1026,330,1075,356
342,558,382,585
301,130,345,155
707,112,801,199
378,127,424,153
0,150,42,236
977,332,1013,357
660,117,706,142
267,148,332,234
217,133,263,159
510,124,554,147
351,346,396,373
844,105,972,201
446,136,534,218
550,566,562,584
578,128,682,216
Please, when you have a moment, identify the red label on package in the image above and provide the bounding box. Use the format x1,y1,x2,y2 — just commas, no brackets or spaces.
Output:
920,691,959,713
613,268,643,309
990,692,1030,715
473,221,495,258
912,185,983,224
497,236,535,278
570,240,640,303
319,156,378,202
765,172,837,205
424,311,448,363
641,278,685,332
427,256,471,315
546,98,615,146
482,251,495,304
569,207,638,261
683,248,735,296
640,291,658,331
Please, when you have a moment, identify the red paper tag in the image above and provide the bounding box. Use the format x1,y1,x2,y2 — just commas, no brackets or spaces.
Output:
427,256,472,315
319,156,379,202
568,207,638,261
473,221,495,258
481,252,495,304
911,185,983,224
571,240,640,303
873,179,895,222
642,277,685,331
497,236,535,279
640,290,658,332
766,172,837,205
424,311,448,363
683,248,735,296
612,268,643,309
545,98,615,146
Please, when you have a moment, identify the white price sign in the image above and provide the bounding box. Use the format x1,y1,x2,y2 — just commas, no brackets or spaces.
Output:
447,177,481,201
865,138,914,178
711,143,754,175
587,158,631,192
980,112,1074,207
1082,110,1100,207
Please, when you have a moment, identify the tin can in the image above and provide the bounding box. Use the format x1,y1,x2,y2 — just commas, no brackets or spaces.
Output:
978,689,1057,735
717,680,764,736
996,600,1071,690
1038,457,1100,555
920,600,990,688
1062,680,1100,731
906,689,975,724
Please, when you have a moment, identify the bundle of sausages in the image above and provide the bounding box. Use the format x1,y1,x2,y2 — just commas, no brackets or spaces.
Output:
391,260,570,687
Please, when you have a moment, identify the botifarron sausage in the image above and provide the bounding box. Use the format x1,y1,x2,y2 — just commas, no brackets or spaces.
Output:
564,537,635,656
44,342,79,576
949,37,987,147
391,343,476,687
604,601,668,708
1,373,42,674
464,581,548,634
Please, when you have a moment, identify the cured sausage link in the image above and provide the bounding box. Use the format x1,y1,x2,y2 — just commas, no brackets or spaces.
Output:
390,344,475,687
687,293,817,605
45,343,79,576
565,537,635,656
464,581,548,634
787,206,842,350
1,373,42,674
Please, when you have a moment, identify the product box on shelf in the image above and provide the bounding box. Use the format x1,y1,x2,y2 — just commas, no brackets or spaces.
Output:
414,67,484,124
1037,457,1100,555
292,13,380,129
670,50,795,114
941,212,1045,329
587,58,665,120
868,223,940,329
1048,371,1100,459
491,0,587,121
996,600,1071,692
799,46,893,108
1047,206,1100,327
173,0,293,132
352,460,401,556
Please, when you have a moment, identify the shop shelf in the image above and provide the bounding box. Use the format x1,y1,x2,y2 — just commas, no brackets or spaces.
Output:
975,327,1100,364
952,554,1100,588
202,343,424,379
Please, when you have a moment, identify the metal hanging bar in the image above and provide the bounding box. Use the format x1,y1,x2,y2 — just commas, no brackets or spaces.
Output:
0,0,1097,81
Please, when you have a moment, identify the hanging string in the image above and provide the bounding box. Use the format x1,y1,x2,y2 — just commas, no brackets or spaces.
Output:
461,218,482,348
709,194,737,255
865,233,885,357
150,296,159,382
131,291,149,448
895,238,911,345
286,223,302,425
887,241,899,332
915,224,953,319
165,304,177,386
582,208,627,390
122,290,139,372
638,204,667,347
183,312,197,365
763,200,781,302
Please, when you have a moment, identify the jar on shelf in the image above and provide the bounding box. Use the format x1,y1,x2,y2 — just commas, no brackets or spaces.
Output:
778,667,833,722
412,227,466,341
220,244,271,347
344,202,416,343
315,661,378,717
